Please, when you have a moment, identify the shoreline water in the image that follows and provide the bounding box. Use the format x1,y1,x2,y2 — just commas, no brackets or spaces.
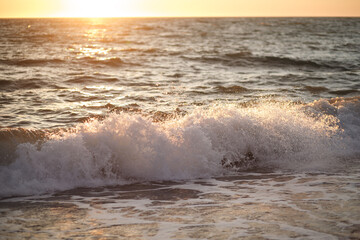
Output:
1,172,359,239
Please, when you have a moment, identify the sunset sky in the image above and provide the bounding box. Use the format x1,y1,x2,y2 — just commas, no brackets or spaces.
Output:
0,0,359,18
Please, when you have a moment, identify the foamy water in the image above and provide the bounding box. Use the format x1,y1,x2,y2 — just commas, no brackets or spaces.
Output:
1,98,359,197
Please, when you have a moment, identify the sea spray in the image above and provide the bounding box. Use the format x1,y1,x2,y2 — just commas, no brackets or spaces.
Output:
0,99,359,197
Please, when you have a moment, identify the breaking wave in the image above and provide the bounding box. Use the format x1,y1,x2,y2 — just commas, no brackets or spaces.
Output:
0,97,359,197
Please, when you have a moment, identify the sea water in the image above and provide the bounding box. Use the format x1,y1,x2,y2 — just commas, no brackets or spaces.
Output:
0,18,359,239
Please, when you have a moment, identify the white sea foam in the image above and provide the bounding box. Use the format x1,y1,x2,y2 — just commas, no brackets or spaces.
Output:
0,98,359,197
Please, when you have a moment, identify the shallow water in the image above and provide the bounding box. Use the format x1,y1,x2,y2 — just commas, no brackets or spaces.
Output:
0,18,360,239
1,173,359,239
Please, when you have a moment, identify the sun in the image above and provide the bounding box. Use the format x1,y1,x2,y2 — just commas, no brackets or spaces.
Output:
61,0,143,18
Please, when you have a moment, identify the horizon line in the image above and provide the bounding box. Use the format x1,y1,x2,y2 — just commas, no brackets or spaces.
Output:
1,16,360,19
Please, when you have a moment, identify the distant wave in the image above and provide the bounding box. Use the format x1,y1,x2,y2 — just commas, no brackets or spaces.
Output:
184,52,352,71
329,89,359,96
77,57,140,67
78,56,124,67
302,85,329,94
66,76,119,84
0,56,140,68
189,85,250,95
120,47,161,54
27,33,58,42
0,97,359,197
0,80,11,88
134,25,157,31
215,85,248,94
0,58,65,67
0,78,59,90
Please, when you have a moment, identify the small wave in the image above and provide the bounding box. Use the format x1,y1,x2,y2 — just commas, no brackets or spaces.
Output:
78,57,125,67
120,48,161,54
134,25,156,31
0,58,65,67
224,51,253,59
17,78,51,89
302,85,329,94
77,57,139,68
2,78,54,90
215,85,248,94
261,56,324,69
110,106,142,114
126,96,157,102
0,97,359,197
166,73,184,78
124,82,161,87
0,80,11,89
329,89,359,96
188,90,212,96
66,76,119,84
160,33,185,38
26,33,58,43
185,53,350,71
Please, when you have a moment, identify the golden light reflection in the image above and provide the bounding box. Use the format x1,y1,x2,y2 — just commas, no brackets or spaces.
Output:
85,85,124,91
84,29,107,41
78,46,111,57
72,28,115,60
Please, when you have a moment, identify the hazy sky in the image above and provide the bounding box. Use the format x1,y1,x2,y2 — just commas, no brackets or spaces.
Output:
0,0,359,18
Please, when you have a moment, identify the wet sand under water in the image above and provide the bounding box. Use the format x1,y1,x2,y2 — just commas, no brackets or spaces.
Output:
0,172,359,239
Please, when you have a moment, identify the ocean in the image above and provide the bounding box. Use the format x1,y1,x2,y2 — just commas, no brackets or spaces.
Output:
0,18,359,239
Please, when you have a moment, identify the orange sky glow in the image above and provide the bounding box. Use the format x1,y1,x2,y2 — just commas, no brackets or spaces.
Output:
0,0,359,18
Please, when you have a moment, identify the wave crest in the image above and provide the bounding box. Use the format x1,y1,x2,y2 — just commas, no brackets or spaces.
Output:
0,98,359,197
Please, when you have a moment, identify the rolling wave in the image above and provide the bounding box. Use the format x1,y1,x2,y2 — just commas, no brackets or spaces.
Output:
0,97,359,197
184,52,352,71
